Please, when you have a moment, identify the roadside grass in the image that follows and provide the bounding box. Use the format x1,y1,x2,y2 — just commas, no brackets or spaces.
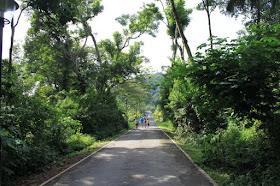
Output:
66,121,135,159
128,121,136,129
156,121,231,185
157,120,175,132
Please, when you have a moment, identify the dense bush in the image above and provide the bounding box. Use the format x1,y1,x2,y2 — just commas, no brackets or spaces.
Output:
188,23,280,148
66,132,96,152
79,89,128,139
1,75,64,183
202,117,264,172
175,116,280,185
161,23,280,141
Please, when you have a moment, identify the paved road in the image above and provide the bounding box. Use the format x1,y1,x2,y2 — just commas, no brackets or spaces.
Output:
44,116,215,186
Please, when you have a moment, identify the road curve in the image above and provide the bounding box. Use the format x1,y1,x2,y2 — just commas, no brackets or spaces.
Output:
44,116,216,186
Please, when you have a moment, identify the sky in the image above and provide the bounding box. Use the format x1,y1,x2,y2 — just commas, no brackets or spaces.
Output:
2,0,245,72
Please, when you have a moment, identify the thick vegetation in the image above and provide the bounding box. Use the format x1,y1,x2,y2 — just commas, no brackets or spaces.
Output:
156,0,280,185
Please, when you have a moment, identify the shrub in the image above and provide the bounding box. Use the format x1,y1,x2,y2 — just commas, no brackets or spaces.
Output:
202,117,264,170
66,132,95,152
79,90,128,139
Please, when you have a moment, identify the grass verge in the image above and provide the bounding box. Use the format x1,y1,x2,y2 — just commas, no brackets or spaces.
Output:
156,121,231,185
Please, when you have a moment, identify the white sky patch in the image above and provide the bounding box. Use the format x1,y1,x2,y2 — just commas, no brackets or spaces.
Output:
2,0,244,72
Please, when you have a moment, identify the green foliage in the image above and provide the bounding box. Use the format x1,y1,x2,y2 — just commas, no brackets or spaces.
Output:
196,0,221,12
1,89,64,183
190,23,280,141
0,69,127,184
222,0,280,25
158,68,175,121
153,107,165,122
202,117,263,170
157,120,175,132
66,132,95,152
159,116,280,185
79,90,128,139
200,117,280,185
116,3,163,38
26,0,104,25
164,0,192,37
160,23,280,133
158,23,280,185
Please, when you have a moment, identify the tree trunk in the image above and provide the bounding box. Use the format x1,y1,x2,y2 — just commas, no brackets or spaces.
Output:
256,0,261,24
9,18,15,73
169,0,192,61
0,18,3,186
81,20,101,64
203,0,213,49
81,19,105,93
175,28,184,61
8,7,26,73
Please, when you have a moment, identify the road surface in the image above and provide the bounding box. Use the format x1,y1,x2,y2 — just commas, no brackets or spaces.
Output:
44,116,216,186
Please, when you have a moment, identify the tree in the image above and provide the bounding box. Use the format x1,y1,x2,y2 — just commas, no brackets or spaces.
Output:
225,0,280,25
188,23,280,134
158,0,192,61
115,3,163,50
23,0,103,93
168,0,193,60
95,3,163,91
9,6,27,72
196,0,220,49
115,78,152,118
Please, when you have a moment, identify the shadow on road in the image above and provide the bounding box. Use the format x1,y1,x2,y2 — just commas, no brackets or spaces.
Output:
45,115,215,186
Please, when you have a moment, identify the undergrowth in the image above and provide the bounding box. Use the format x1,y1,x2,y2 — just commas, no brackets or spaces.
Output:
157,118,280,186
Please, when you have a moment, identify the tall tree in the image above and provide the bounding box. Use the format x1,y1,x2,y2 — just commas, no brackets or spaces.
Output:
23,0,103,92
9,6,27,72
196,0,220,49
159,0,192,61
98,3,163,89
169,0,193,60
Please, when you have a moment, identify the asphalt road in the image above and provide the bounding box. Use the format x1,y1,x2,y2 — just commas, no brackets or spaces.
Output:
44,116,216,186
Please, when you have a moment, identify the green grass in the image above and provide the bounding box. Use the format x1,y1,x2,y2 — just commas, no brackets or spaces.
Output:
201,167,231,186
157,120,175,133
128,121,136,129
156,120,231,185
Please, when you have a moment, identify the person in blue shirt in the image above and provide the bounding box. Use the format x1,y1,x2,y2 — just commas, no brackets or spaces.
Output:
140,117,144,128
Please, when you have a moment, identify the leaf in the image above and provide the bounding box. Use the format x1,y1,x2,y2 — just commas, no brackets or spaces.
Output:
197,43,207,50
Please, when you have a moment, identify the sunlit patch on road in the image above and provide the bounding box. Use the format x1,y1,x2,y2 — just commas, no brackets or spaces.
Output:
131,174,146,179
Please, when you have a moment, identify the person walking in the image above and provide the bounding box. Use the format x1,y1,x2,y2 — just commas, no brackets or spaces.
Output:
135,117,139,129
144,118,147,128
140,117,144,128
147,119,150,127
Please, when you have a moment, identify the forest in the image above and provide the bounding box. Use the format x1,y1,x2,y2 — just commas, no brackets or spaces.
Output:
0,0,279,185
